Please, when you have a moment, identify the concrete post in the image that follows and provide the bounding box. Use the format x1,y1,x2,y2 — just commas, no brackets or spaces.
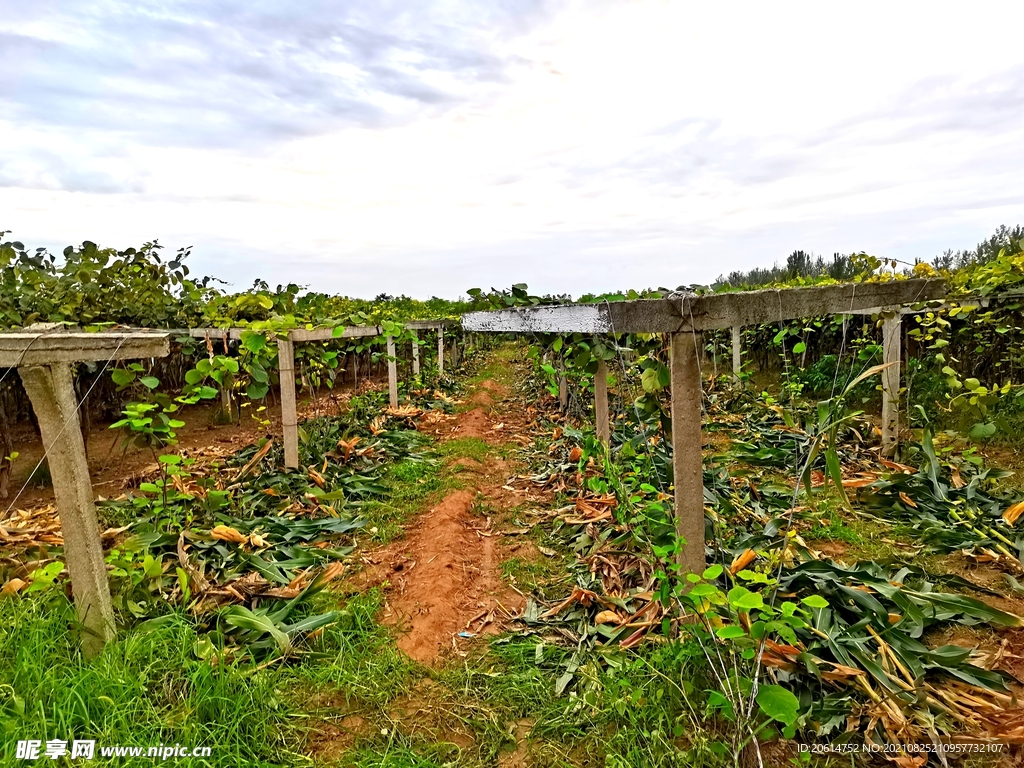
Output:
19,363,115,658
669,331,706,575
557,356,568,411
221,384,232,420
731,325,742,378
411,332,420,377
595,359,610,445
437,332,445,376
278,338,299,469
881,310,901,458
387,335,399,408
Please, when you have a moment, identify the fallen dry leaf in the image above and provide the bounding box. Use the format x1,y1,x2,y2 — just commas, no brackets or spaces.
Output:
729,549,756,575
1004,501,1024,526
210,525,247,544
1,578,27,597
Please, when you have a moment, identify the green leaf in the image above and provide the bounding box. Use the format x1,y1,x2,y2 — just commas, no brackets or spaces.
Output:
701,564,723,580
715,625,746,640
139,376,160,390
242,332,267,352
111,369,135,387
222,606,291,652
792,341,806,354
969,422,996,441
728,586,764,611
801,595,829,609
756,685,799,726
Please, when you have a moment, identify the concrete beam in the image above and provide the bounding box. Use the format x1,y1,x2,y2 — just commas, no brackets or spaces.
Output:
288,326,382,342
0,330,170,366
461,279,946,334
405,319,455,331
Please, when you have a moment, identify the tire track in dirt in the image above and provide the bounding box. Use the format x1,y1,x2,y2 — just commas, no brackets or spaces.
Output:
358,377,527,664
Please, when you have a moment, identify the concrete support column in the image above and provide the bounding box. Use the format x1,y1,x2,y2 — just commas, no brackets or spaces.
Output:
278,339,299,469
881,310,901,458
387,335,399,408
595,359,610,445
20,363,115,658
669,331,706,574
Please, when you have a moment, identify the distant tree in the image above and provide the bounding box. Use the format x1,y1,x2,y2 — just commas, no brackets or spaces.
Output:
933,225,1024,271
714,250,856,289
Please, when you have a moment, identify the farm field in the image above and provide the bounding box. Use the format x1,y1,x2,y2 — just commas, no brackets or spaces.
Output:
4,1,1024,764
5,231,1024,766
2,341,1024,767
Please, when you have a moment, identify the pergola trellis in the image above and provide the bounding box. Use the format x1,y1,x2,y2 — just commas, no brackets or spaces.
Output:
725,294,991,457
462,278,946,574
180,320,456,468
0,318,455,656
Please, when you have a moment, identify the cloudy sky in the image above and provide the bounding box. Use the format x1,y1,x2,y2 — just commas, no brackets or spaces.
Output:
2,1,1023,298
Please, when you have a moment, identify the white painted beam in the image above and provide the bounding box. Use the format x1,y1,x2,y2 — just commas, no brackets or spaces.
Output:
461,279,946,334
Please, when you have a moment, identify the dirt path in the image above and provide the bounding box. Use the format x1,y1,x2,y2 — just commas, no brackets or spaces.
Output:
356,375,535,665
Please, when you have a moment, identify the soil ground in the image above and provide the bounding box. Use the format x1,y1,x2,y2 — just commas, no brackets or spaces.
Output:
354,379,529,664
305,349,559,761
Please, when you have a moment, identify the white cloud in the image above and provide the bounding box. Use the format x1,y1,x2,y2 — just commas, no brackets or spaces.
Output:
1,0,1023,297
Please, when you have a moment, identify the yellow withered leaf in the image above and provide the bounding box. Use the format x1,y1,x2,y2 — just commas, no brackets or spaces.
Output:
308,469,327,489
595,610,621,625
1003,501,1024,526
729,548,757,575
210,525,247,544
1,578,27,597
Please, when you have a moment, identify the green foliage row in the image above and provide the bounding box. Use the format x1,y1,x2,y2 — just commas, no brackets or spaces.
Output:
0,232,471,332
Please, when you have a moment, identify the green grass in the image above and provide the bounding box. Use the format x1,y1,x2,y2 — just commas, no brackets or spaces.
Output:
358,457,460,543
499,557,548,593
358,433,509,544
0,588,427,768
805,516,864,545
435,438,490,464
0,596,303,767
290,589,418,710
464,344,521,392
